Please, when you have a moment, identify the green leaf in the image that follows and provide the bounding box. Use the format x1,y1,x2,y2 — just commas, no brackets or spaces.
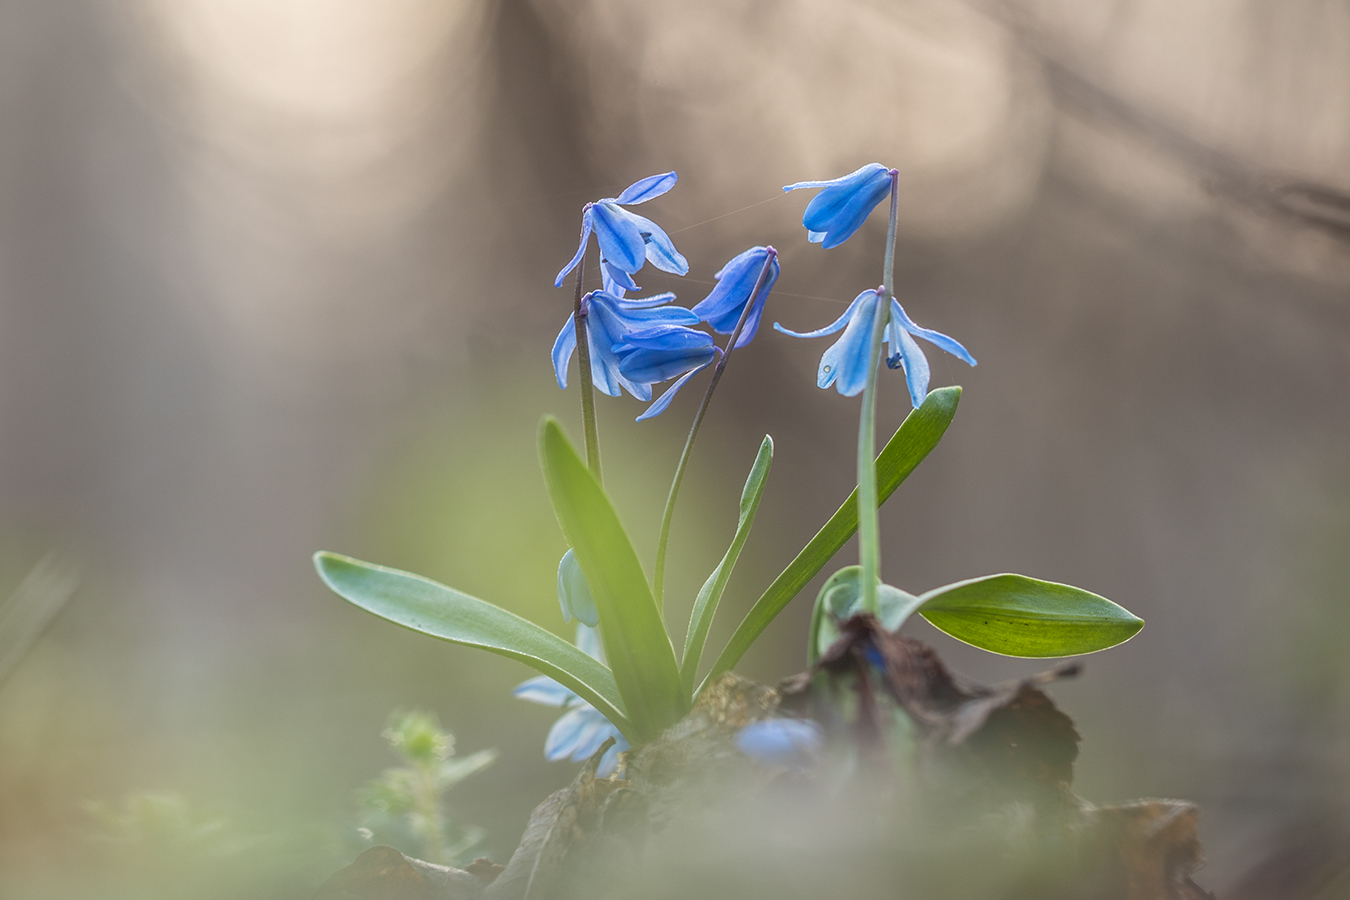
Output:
313,552,634,741
703,386,961,690
806,566,922,665
680,435,772,702
537,417,684,741
917,574,1144,657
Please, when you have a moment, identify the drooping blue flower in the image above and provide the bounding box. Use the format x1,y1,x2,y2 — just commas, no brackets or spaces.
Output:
554,173,689,289
690,246,780,349
615,324,719,421
774,289,976,407
736,717,824,767
553,290,700,400
514,624,628,776
783,164,893,249
555,549,597,627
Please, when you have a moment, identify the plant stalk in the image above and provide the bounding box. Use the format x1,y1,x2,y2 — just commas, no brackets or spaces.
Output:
653,248,778,609
857,170,900,614
571,224,602,482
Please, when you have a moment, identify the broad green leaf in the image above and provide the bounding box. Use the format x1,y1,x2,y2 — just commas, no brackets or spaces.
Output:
314,552,634,740
538,417,684,741
680,435,772,702
806,566,921,664
917,574,1143,657
703,386,961,690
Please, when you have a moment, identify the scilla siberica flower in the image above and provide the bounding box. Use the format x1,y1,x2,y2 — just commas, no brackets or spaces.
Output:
554,172,689,291
552,290,699,401
775,289,976,408
514,624,628,777
690,246,780,348
616,324,718,421
783,163,893,249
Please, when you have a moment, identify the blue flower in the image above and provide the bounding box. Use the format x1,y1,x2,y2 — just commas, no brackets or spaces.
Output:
554,172,689,289
736,717,824,767
783,164,893,249
690,246,780,348
552,290,700,401
775,290,976,406
615,324,719,421
514,624,628,777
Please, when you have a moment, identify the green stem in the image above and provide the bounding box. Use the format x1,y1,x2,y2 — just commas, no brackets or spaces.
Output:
653,248,778,610
858,170,900,614
571,224,602,482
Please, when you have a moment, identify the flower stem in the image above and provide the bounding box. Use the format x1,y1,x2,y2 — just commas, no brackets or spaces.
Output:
653,248,778,610
572,246,602,483
857,170,900,615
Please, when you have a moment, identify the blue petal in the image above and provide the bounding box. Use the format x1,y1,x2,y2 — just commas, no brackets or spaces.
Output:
514,675,576,708
774,289,869,339
566,709,621,761
544,706,597,761
552,315,577,390
554,207,594,287
612,292,678,310
619,342,716,385
731,262,779,348
624,212,689,276
889,299,977,366
735,718,824,766
602,258,638,293
557,549,598,627
581,302,627,399
782,164,887,193
891,325,930,408
614,171,677,205
819,290,881,396
574,623,604,662
617,323,714,353
590,203,646,274
635,352,717,421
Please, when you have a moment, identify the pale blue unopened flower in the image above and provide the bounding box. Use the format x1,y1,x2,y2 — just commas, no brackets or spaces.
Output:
514,624,628,777
690,246,780,348
553,290,699,400
775,289,976,407
554,172,689,289
783,164,893,249
736,717,824,767
616,324,719,421
555,549,597,627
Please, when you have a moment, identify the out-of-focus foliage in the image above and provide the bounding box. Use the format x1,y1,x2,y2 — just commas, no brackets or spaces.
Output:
353,709,497,866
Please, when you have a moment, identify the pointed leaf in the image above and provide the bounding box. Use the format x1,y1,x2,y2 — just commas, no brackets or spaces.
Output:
538,418,684,741
680,436,772,701
917,574,1144,657
703,387,961,689
313,552,634,740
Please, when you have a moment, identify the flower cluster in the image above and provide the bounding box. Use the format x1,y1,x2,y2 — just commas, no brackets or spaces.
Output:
552,174,781,421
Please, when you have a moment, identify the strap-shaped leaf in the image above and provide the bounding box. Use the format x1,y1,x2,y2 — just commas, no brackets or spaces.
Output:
918,574,1143,657
680,435,772,702
538,418,684,741
314,552,634,740
703,386,960,690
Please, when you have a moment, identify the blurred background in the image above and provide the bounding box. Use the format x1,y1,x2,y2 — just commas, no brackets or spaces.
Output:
1,0,1347,895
